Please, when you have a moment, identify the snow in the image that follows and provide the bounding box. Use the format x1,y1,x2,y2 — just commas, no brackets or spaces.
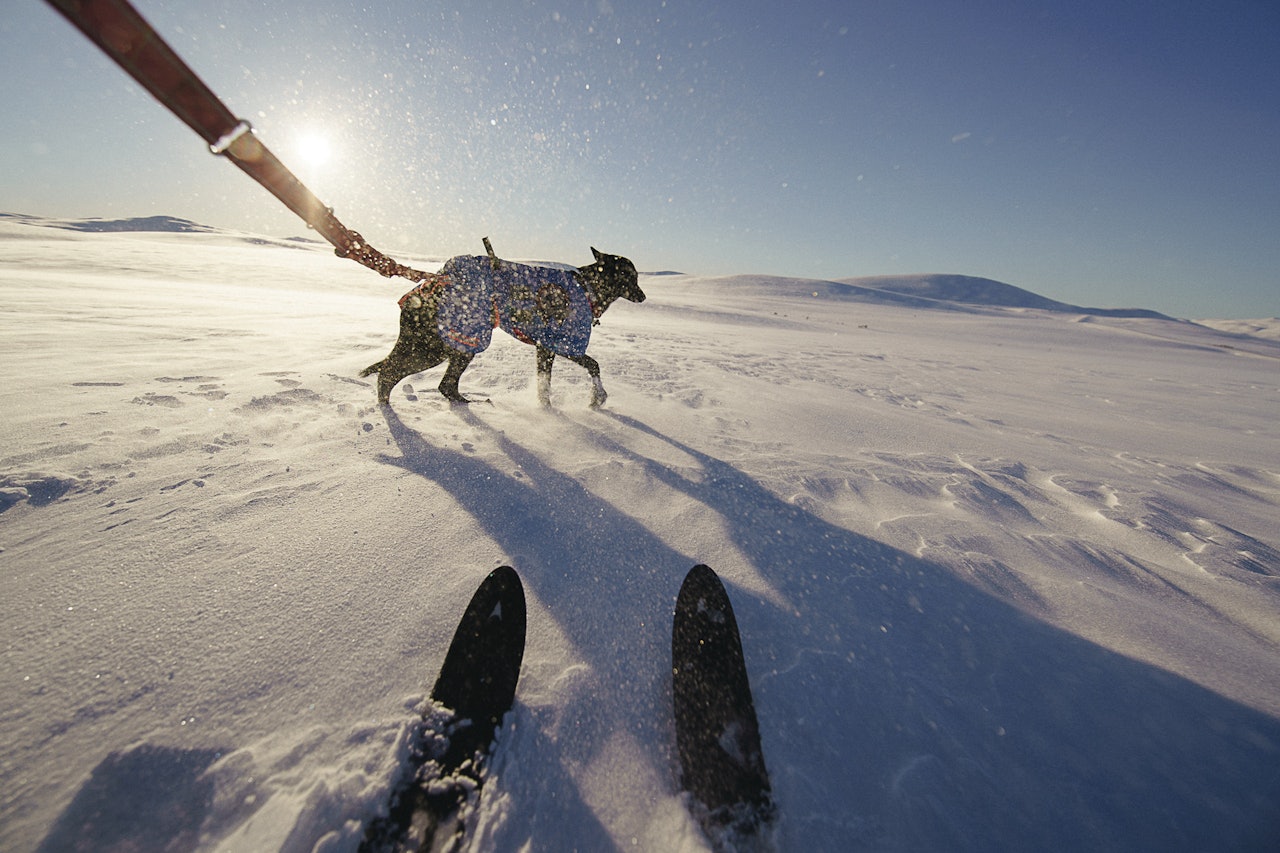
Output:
2,213,1279,851
1194,317,1280,342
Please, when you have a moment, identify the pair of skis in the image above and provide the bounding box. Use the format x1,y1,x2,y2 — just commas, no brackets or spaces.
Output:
361,565,774,852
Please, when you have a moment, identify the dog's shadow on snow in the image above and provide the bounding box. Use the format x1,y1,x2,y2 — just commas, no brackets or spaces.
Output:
380,406,1280,851
379,405,688,852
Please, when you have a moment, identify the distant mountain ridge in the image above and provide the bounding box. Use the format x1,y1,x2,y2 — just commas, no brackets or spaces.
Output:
0,213,215,233
65,215,213,233
840,273,1173,320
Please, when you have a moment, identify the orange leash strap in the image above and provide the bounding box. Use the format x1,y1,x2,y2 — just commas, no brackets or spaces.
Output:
45,0,438,283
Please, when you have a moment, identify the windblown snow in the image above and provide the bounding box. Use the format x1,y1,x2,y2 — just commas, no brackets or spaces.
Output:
2,214,1278,852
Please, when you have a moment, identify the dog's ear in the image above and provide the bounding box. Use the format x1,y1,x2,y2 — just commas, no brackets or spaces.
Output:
591,246,603,262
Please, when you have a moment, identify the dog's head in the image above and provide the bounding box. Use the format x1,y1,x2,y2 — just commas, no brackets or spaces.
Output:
581,247,645,304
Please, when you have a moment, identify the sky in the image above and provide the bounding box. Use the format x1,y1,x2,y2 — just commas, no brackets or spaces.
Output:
3,0,1278,319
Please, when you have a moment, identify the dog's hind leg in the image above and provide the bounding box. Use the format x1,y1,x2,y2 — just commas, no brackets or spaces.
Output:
375,342,449,404
378,355,446,404
438,352,475,403
359,360,383,378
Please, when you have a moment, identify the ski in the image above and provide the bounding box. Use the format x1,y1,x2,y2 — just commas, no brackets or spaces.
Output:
361,566,526,853
672,564,775,849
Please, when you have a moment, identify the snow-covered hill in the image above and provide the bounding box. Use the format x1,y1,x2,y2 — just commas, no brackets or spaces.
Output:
841,273,1175,319
1194,317,1280,342
2,215,1278,851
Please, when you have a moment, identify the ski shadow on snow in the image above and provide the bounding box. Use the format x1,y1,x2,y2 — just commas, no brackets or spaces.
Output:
380,406,1280,851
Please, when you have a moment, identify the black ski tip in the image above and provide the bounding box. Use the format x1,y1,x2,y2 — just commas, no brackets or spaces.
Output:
680,562,720,595
673,565,775,839
361,567,526,853
431,566,526,769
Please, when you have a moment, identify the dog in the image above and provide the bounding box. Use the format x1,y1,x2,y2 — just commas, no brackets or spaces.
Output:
361,247,645,406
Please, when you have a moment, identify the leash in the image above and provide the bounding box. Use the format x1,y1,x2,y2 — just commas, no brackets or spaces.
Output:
45,0,441,284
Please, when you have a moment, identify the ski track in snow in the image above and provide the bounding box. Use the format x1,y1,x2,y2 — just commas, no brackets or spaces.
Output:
2,217,1279,851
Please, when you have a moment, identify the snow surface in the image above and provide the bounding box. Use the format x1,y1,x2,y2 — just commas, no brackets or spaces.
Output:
2,214,1279,852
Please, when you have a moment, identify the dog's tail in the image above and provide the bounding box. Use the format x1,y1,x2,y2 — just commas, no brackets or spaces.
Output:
359,360,382,378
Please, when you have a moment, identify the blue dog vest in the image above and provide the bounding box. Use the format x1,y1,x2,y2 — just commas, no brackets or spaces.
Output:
401,256,596,358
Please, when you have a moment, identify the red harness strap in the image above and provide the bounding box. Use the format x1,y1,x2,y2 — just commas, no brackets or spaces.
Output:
398,275,452,309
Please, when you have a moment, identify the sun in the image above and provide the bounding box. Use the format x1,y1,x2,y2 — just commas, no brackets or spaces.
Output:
295,131,333,169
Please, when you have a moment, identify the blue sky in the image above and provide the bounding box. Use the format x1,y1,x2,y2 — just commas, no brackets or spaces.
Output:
4,1,1278,318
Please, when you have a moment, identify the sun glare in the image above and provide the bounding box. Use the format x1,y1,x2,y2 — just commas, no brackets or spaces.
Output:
296,132,332,169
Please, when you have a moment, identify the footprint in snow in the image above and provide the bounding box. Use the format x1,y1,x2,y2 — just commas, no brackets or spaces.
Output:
187,387,228,401
234,388,328,412
0,472,81,510
131,393,183,408
325,372,371,388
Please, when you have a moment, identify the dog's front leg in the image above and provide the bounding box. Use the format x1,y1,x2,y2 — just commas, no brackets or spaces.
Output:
589,375,607,408
536,346,555,408
565,352,606,408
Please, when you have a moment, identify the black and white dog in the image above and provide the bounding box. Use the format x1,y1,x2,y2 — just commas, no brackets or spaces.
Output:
361,248,645,406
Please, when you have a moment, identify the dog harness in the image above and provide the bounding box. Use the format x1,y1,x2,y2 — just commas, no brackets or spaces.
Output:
399,256,597,358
